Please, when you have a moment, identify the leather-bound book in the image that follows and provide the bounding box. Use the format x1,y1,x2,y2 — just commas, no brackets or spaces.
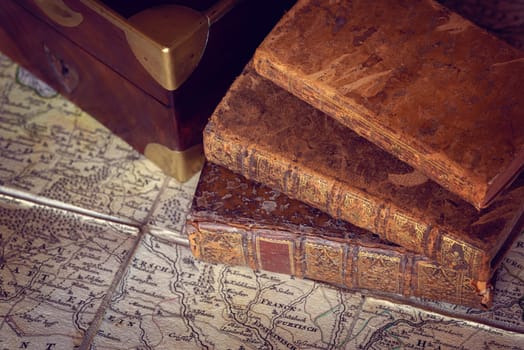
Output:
203,65,524,293
187,162,492,308
253,0,524,210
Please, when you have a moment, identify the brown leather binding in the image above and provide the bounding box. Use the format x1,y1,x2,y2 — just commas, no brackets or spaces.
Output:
203,64,524,283
253,0,524,210
187,163,492,308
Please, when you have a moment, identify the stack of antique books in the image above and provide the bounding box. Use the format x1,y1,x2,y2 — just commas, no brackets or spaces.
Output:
185,0,524,309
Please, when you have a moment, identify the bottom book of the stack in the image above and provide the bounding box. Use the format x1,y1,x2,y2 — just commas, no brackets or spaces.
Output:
186,162,493,309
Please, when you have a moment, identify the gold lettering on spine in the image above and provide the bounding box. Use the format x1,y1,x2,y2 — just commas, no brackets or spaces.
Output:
199,229,246,266
298,173,330,211
304,242,344,285
458,275,480,306
340,192,378,232
416,262,461,304
440,236,480,276
252,152,285,190
386,212,426,252
225,141,246,172
356,251,401,293
204,133,240,172
417,263,482,309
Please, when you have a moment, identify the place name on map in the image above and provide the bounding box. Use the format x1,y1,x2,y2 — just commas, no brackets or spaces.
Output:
255,272,282,282
280,314,306,323
131,257,174,275
269,285,295,296
227,269,253,280
223,279,257,290
260,298,296,311
275,320,318,333
503,256,523,270
253,319,297,350
224,288,249,297
220,322,253,337
128,286,164,299
167,333,194,342
19,313,59,328
16,341,63,350
130,274,159,287
294,340,331,349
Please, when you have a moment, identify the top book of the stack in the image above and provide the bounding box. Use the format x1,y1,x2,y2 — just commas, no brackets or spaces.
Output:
253,0,524,210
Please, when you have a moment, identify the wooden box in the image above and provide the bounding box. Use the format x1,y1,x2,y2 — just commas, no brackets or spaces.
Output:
0,0,293,181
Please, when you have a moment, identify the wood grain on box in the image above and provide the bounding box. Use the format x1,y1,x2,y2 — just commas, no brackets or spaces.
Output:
0,0,294,181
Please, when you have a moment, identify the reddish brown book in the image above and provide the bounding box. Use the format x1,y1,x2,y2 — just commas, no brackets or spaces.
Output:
253,0,524,210
203,65,524,288
187,162,493,308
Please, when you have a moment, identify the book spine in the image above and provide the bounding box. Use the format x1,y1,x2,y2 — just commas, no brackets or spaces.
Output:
252,54,481,209
187,220,487,308
203,126,489,281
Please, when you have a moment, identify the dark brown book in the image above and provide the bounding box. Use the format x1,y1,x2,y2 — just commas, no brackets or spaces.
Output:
253,0,524,210
187,162,493,308
203,64,524,289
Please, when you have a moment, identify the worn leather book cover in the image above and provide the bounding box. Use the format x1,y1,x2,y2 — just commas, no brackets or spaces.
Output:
253,0,524,210
203,65,524,288
187,162,491,308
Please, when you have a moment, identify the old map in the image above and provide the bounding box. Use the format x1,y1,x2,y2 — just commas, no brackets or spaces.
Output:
0,54,522,349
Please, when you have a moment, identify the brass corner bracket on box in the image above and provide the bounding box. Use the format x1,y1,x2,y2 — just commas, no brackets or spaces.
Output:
85,0,240,90
145,143,205,183
32,0,239,182
35,0,240,90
